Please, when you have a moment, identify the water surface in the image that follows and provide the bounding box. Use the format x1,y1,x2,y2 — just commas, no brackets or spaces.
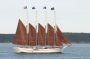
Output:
0,43,90,59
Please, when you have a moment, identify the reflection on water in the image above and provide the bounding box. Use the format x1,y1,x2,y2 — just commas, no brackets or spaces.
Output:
0,43,90,59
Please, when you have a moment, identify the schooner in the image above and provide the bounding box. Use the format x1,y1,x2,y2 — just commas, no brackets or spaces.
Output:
12,6,70,53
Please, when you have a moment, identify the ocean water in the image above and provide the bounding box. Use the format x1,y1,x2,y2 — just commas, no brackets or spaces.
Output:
0,43,90,59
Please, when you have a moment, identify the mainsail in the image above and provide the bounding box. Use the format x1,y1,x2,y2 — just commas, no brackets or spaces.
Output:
38,23,45,46
12,19,27,45
56,26,69,44
47,23,54,46
12,20,69,46
55,26,63,46
28,23,36,46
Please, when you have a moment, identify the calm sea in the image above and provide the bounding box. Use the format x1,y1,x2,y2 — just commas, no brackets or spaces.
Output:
0,43,90,59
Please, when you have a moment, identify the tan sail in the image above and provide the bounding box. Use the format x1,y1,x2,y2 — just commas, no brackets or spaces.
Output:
12,19,27,45
38,23,45,46
56,26,69,44
28,23,36,46
47,24,54,46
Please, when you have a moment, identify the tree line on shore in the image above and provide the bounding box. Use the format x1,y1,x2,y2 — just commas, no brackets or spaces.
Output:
0,33,90,43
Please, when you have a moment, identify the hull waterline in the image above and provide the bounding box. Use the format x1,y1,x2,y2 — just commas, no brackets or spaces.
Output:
13,45,68,53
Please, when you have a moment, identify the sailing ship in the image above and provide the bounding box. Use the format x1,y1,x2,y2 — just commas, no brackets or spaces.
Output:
12,6,70,53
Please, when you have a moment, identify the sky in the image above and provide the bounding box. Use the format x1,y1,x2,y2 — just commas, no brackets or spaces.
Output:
0,0,90,34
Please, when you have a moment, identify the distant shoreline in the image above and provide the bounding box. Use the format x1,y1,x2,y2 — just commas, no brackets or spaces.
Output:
0,33,90,43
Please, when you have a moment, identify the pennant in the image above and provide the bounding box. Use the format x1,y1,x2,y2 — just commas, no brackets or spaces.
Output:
51,7,55,10
43,6,46,9
24,6,27,9
32,7,36,9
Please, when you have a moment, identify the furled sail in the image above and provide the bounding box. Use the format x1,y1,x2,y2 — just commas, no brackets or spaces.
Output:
12,19,27,45
47,23,54,46
38,23,45,46
56,26,69,44
28,23,36,46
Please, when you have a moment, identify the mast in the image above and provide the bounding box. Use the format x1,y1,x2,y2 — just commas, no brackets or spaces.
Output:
24,6,29,45
24,6,29,33
43,6,48,46
51,7,57,46
32,7,38,46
